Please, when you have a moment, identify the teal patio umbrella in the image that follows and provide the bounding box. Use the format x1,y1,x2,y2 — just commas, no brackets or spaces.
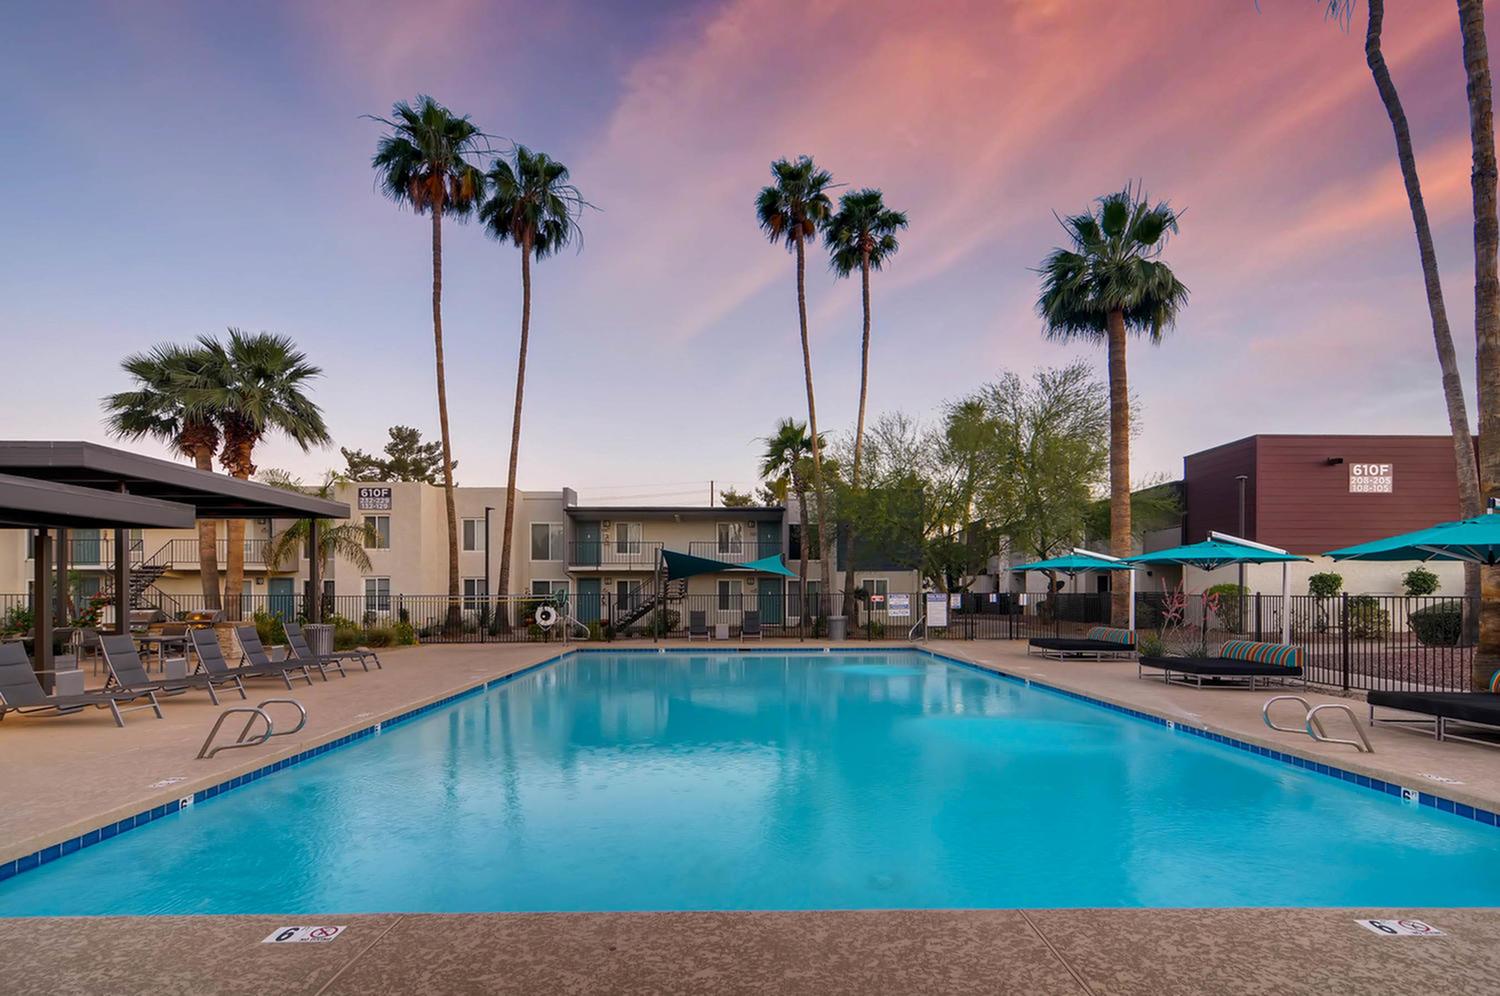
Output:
1325,512,1500,566
1125,532,1309,643
1012,548,1140,628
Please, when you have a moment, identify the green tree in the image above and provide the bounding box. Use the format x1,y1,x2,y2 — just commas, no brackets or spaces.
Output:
757,156,838,605
718,487,756,507
1037,185,1188,626
259,470,377,586
370,95,486,616
341,425,454,483
825,188,907,616
190,330,330,620
102,342,224,608
761,418,821,612
480,145,587,625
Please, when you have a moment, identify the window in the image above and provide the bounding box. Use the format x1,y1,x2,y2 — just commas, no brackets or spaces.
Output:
462,518,486,552
616,579,643,612
364,577,391,613
862,578,889,602
463,577,488,608
717,579,743,611
532,580,567,599
530,523,564,561
717,522,743,555
364,515,390,550
615,522,643,555
789,524,820,561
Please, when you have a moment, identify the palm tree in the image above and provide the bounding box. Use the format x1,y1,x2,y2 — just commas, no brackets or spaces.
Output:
757,156,838,609
479,146,587,627
102,342,223,609
370,95,486,618
825,188,907,615
761,419,822,619
190,330,331,621
260,470,377,618
1037,185,1189,627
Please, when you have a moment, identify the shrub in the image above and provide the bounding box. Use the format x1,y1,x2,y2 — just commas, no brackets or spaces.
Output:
253,609,287,647
1346,595,1389,640
2,604,34,637
1402,567,1441,597
1205,583,1248,633
392,621,418,646
362,626,395,648
1137,633,1166,658
587,620,604,642
866,619,886,640
1307,572,1344,598
1409,602,1463,646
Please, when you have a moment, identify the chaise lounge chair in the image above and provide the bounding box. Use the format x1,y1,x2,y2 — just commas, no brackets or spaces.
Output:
279,623,349,679
190,627,310,690
101,633,246,706
741,610,762,641
688,611,709,641
233,626,316,686
285,622,382,672
1028,626,1136,660
0,642,161,727
1367,675,1500,748
1137,639,1305,690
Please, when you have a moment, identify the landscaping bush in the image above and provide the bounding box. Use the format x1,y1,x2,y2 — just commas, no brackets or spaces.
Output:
392,621,417,646
1409,601,1464,647
866,619,886,640
587,620,604,642
1307,572,1343,598
1346,595,1389,640
1137,632,1166,658
1205,583,1248,633
253,609,288,647
1402,567,1441,597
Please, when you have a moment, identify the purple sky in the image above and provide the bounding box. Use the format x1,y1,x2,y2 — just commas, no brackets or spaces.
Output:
0,1,1489,503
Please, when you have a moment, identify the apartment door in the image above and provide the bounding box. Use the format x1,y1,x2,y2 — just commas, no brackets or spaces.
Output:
576,521,600,566
759,577,784,625
576,577,601,624
268,578,295,621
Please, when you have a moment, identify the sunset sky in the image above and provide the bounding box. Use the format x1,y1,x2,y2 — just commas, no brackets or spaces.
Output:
0,1,1488,503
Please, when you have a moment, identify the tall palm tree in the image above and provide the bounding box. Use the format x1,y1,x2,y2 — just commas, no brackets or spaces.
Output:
757,156,838,609
825,188,907,615
260,470,377,617
761,418,822,618
370,95,486,617
191,330,330,621
1323,0,1484,643
102,342,223,608
1037,185,1189,627
479,146,586,627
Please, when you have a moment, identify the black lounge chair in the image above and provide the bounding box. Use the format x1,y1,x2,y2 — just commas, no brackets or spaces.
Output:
278,623,348,679
1137,640,1305,690
190,628,308,690
0,642,161,727
1368,690,1500,747
233,626,316,686
741,610,762,641
1028,626,1136,660
688,611,709,641
285,621,381,672
101,633,246,706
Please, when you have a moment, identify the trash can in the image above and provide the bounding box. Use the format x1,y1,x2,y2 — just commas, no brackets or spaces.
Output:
827,615,847,641
303,623,336,657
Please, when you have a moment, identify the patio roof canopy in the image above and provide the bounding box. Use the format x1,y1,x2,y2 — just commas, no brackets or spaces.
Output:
662,549,798,580
0,441,348,520
0,474,196,530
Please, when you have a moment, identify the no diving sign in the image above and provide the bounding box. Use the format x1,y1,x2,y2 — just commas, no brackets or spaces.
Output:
1355,919,1444,937
263,925,347,944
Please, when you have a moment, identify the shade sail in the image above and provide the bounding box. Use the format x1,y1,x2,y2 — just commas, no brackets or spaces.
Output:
1126,537,1309,570
661,549,798,580
1011,553,1139,575
1325,513,1500,565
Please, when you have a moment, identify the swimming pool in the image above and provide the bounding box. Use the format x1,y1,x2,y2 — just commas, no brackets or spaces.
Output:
1,649,1497,915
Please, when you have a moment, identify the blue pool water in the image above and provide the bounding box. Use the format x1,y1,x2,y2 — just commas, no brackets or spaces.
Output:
1,650,1498,915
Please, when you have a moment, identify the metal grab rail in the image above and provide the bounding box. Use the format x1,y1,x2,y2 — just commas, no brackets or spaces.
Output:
197,698,308,759
1262,695,1373,753
908,614,926,641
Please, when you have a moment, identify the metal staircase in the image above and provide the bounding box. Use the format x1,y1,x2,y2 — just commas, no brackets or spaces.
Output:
613,560,685,630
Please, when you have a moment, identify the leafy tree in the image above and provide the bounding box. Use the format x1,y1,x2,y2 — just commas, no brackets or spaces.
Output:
102,342,223,607
1308,572,1344,598
480,145,587,624
1402,566,1441,597
761,418,821,609
718,487,756,507
189,329,330,620
369,94,486,616
1037,185,1188,626
341,426,454,483
259,469,377,577
757,156,838,603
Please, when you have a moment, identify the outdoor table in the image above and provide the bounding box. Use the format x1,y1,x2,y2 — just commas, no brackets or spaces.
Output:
135,634,189,672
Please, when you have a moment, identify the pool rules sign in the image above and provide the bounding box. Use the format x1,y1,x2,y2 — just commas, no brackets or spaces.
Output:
1349,462,1393,494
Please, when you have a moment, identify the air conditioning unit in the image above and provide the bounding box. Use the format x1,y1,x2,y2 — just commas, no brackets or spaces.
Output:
602,521,611,529
746,576,757,588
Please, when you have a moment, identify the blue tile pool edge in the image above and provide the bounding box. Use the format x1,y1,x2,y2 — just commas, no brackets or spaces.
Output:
3,644,1496,887
918,647,1500,833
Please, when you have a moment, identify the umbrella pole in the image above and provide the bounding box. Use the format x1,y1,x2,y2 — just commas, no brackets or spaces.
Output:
1281,562,1290,645
1128,569,1136,632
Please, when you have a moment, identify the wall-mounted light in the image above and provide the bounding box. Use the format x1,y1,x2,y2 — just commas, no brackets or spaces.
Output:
1325,457,1345,466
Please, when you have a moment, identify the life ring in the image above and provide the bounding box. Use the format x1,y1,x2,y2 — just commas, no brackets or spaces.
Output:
535,605,559,629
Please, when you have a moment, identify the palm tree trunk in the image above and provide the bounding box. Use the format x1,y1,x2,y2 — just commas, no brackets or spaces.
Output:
795,475,810,622
497,235,533,630
1459,0,1500,688
1366,0,1483,647
841,252,874,620
222,439,254,622
430,206,462,626
794,237,836,621
192,446,221,610
1105,308,1131,628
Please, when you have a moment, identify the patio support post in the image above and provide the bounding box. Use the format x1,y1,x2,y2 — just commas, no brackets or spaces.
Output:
54,526,68,632
32,527,53,688
113,527,129,635
307,518,321,623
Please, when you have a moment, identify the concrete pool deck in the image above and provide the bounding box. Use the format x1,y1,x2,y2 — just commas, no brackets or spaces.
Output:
2,639,1498,994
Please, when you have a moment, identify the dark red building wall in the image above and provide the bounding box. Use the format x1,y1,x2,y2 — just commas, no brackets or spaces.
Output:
1182,437,1256,544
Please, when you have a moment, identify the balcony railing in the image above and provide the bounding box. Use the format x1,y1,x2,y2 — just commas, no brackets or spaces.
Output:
568,540,664,569
156,538,277,569
686,541,785,563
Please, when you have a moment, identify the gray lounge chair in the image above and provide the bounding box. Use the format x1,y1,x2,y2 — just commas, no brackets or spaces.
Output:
741,610,762,640
233,626,316,686
0,642,160,727
101,633,246,706
688,611,709,641
279,623,347,679
190,627,309,690
285,621,381,671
